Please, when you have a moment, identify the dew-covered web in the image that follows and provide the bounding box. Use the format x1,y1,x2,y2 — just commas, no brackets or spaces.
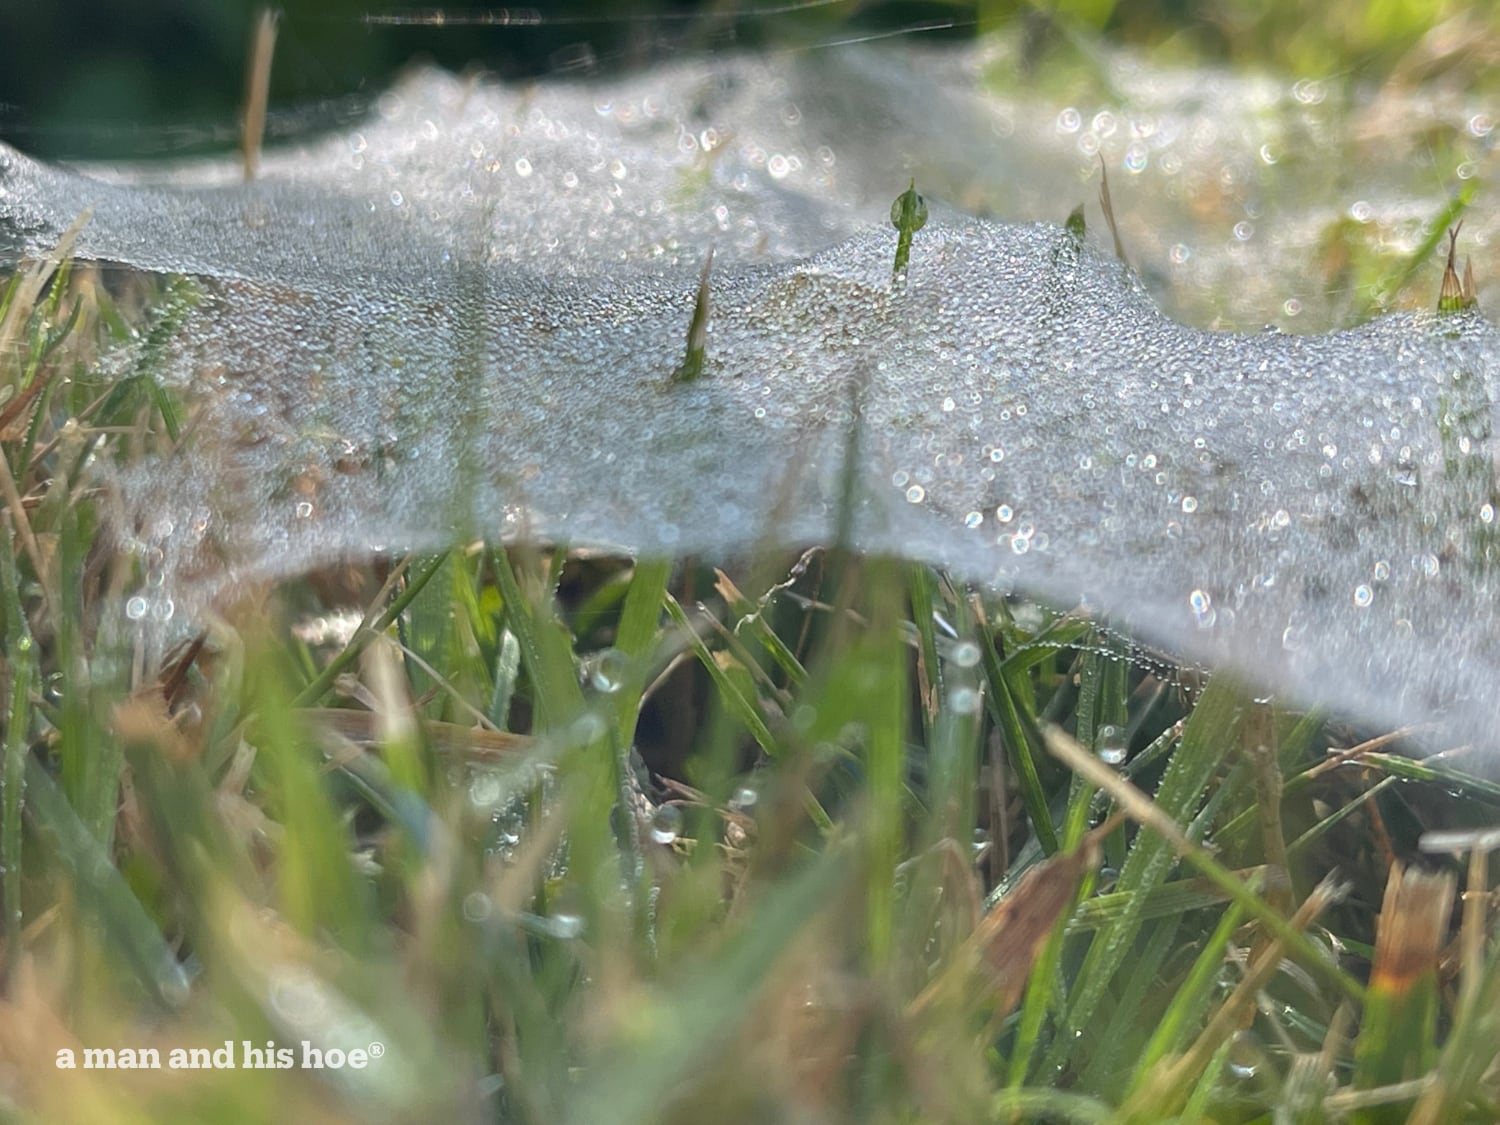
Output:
2,26,1500,750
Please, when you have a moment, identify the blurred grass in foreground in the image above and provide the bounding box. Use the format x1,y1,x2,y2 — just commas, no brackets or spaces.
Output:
2,242,1500,1124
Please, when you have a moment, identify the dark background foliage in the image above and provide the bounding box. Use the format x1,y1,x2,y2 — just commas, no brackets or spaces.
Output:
0,1,975,159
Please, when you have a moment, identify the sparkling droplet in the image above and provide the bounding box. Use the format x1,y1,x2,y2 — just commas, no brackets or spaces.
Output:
949,687,982,715
729,785,759,812
1094,724,1128,766
1189,588,1216,628
950,641,981,668
588,648,628,693
649,804,683,845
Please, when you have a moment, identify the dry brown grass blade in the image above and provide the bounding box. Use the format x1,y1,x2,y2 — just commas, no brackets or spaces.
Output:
1438,222,1475,312
1366,863,1454,1001
303,707,532,761
908,813,1120,1025
240,8,279,181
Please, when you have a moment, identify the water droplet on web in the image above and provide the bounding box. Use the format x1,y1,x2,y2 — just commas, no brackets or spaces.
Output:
950,640,981,668
949,687,981,715
1353,584,1373,608
126,596,148,621
1189,588,1216,628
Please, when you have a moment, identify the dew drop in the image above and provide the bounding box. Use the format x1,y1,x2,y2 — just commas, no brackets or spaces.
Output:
949,687,982,715
588,648,628,693
950,640,981,668
468,769,504,808
462,891,493,922
729,785,759,812
1189,588,1216,628
649,804,683,845
1226,1030,1260,1079
1094,724,1128,766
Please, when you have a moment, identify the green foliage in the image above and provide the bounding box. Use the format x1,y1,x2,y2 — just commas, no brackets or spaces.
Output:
890,179,929,280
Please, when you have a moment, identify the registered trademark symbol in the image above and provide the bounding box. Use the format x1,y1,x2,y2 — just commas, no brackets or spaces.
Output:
368,1042,385,1058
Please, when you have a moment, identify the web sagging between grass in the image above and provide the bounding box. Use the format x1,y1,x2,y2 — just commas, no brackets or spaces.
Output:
1,41,1498,752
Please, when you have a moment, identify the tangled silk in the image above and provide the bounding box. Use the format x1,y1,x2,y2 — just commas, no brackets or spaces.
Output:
1,48,1498,751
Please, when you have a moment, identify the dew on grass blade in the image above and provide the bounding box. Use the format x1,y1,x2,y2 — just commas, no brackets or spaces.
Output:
728,784,759,812
1094,724,1127,766
586,648,628,694
649,803,683,845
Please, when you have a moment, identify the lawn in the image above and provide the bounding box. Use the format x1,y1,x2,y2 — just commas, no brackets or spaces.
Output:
2,3,1500,1122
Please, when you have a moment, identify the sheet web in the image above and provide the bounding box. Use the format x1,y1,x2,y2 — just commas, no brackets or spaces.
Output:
2,40,1498,750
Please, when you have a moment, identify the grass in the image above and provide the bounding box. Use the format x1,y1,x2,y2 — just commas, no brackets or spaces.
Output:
4,213,1500,1123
